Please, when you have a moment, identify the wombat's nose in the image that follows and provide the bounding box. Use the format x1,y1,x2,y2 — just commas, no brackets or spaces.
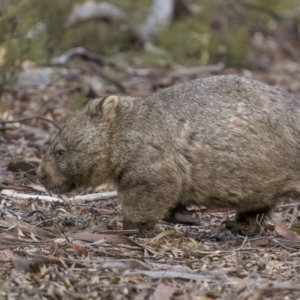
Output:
36,167,48,183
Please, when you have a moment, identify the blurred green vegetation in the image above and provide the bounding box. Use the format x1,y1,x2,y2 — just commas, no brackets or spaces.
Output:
0,0,298,90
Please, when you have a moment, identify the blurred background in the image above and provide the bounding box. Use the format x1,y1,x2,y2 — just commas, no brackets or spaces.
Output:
1,0,300,185
1,0,300,93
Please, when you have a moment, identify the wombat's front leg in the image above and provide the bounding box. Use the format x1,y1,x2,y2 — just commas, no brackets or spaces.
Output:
119,184,180,237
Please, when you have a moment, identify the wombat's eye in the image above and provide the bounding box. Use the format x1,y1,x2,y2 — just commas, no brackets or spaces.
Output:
56,149,65,157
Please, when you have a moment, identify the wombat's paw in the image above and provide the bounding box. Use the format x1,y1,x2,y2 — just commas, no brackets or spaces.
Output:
122,220,159,238
223,219,262,236
165,210,199,225
137,227,161,238
165,205,200,225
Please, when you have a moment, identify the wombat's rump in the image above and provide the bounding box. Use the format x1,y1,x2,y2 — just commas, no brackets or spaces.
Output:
37,75,300,235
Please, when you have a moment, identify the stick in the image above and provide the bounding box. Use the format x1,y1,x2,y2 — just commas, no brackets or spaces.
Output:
1,189,118,203
52,47,126,93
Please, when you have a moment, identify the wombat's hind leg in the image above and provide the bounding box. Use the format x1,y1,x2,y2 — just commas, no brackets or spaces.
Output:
224,208,271,236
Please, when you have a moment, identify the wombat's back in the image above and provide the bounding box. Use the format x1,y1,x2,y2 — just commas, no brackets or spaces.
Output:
122,75,300,212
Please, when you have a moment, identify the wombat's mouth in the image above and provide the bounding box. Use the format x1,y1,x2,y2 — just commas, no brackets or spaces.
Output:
46,182,76,195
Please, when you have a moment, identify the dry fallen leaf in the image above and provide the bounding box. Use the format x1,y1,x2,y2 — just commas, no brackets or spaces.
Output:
64,242,88,257
93,208,114,215
151,230,179,244
234,275,250,289
70,232,142,248
274,220,300,242
150,282,176,300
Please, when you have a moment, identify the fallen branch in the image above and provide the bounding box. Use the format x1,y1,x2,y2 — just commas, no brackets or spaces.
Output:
126,270,238,285
66,1,127,27
1,189,118,203
52,47,126,93
1,189,63,203
52,47,108,67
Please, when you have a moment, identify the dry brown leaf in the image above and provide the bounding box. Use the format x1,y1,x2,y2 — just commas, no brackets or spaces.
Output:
4,216,56,239
26,184,47,193
249,237,270,247
151,230,178,244
3,249,15,258
70,232,142,248
0,236,29,246
64,242,88,257
13,258,37,272
274,220,300,242
17,227,26,238
30,232,39,242
150,282,176,300
93,208,114,215
0,250,14,262
0,184,38,192
188,237,199,249
234,275,250,289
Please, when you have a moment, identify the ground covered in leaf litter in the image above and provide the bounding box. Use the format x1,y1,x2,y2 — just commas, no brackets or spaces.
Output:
2,51,300,300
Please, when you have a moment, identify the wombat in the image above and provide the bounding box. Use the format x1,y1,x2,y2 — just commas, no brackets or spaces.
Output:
37,75,300,236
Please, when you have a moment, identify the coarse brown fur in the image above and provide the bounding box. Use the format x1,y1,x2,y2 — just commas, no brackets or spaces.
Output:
37,75,300,236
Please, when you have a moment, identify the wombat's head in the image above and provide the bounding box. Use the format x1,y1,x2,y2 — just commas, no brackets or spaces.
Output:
37,95,118,194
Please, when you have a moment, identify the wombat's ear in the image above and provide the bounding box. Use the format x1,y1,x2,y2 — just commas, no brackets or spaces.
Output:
88,95,118,120
101,95,118,120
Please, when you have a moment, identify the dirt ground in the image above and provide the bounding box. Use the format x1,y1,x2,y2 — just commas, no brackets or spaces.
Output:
2,43,300,299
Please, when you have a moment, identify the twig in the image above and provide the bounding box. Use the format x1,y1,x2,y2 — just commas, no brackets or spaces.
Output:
272,238,298,252
72,191,118,202
288,206,298,229
126,270,215,282
0,116,60,129
277,203,298,208
1,189,118,203
237,236,248,250
52,47,109,67
125,269,238,285
52,47,126,93
1,189,63,203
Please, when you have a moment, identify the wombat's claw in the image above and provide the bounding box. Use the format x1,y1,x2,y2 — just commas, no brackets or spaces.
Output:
137,227,161,238
122,221,158,238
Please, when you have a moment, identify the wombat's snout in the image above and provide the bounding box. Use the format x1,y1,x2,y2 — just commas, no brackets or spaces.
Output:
36,166,48,183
